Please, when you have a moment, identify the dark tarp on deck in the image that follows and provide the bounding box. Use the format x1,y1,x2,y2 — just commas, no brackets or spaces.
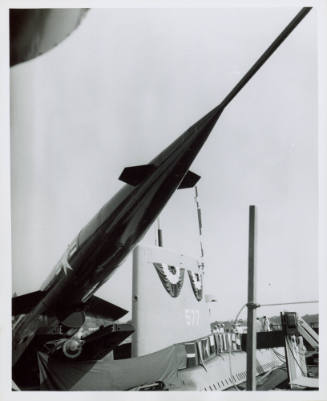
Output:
38,344,187,390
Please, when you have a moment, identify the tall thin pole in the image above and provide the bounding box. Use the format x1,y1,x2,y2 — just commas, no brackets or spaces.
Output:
194,186,205,273
246,205,257,391
157,217,163,247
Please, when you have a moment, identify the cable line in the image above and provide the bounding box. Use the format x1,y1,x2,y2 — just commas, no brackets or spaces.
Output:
260,300,318,307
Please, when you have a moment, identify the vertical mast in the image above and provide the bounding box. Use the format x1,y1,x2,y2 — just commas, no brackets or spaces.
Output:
194,186,205,273
246,205,257,390
157,217,163,247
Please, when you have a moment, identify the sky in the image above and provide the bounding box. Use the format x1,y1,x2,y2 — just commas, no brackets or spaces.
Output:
10,7,319,322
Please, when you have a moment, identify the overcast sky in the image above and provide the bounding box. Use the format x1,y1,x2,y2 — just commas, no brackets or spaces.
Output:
10,7,318,322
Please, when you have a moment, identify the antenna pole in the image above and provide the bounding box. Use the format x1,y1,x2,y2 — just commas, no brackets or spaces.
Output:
157,217,163,247
194,186,205,273
246,205,258,391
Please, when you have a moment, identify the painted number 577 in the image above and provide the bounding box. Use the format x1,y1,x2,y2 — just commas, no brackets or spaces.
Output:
185,309,200,326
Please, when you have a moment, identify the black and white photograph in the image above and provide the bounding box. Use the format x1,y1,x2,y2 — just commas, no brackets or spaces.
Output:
1,1,326,398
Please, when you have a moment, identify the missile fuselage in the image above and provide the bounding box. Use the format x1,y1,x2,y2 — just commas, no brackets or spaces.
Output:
12,106,222,364
42,106,222,308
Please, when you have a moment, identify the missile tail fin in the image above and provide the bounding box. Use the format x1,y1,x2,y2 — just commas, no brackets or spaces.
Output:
119,164,156,186
178,171,201,189
12,290,44,315
85,295,128,320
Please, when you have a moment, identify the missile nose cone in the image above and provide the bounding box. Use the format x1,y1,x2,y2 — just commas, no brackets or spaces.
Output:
151,104,223,172
195,105,223,133
179,104,224,152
